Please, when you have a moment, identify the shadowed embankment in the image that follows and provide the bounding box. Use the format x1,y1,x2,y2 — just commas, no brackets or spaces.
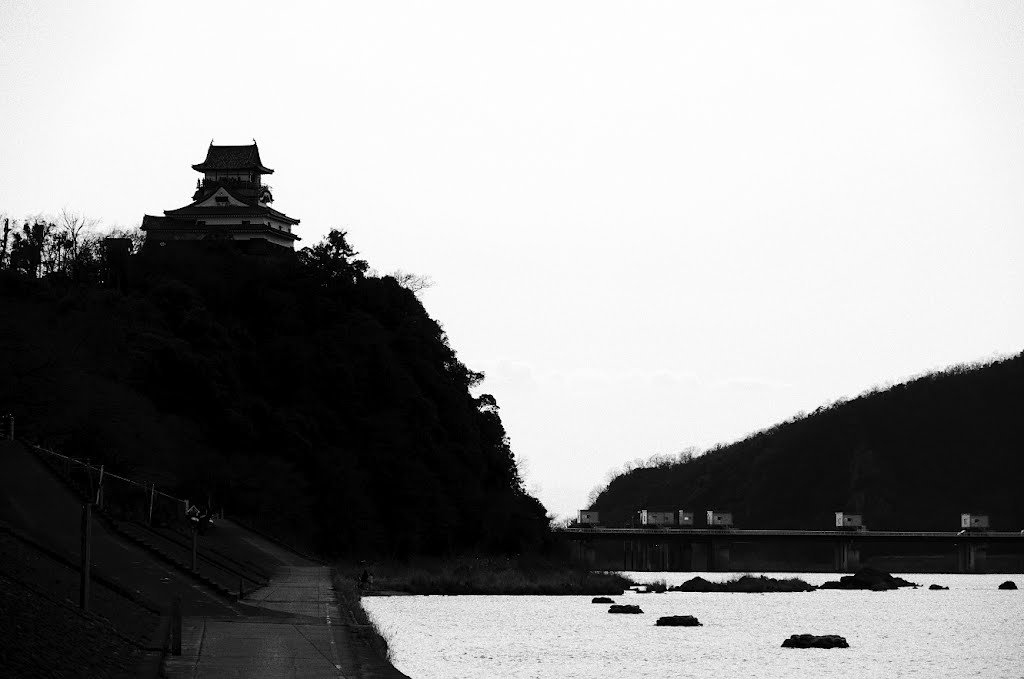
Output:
0,440,406,678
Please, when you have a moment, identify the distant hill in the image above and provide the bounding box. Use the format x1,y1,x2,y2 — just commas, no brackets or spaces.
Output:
591,354,1024,531
0,231,548,557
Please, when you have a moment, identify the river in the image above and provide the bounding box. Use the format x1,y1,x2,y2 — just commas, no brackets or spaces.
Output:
363,571,1023,678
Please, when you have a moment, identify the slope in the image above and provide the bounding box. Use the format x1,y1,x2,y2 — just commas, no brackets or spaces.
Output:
592,353,1024,531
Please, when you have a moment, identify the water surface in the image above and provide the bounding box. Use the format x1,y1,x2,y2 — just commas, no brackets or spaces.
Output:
364,571,1024,678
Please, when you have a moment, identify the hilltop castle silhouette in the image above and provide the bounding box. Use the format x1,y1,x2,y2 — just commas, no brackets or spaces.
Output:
141,142,300,250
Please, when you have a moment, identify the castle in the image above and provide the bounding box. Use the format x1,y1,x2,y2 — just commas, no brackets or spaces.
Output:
141,142,300,250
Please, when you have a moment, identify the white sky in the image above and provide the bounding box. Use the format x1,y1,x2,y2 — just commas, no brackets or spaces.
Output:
2,1,1022,519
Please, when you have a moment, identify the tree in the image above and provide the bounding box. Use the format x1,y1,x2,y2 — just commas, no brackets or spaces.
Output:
0,215,11,269
297,229,369,283
55,209,98,279
9,219,53,278
476,393,499,413
389,269,434,295
2,211,105,279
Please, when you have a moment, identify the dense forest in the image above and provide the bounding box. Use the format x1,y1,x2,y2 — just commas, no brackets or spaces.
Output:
591,354,1024,531
0,216,549,556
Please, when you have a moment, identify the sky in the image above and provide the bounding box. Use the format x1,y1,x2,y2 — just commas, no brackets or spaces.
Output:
2,1,1023,519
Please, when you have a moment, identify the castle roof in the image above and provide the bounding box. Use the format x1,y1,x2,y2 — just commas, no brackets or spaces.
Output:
192,143,274,174
164,203,300,225
141,214,300,241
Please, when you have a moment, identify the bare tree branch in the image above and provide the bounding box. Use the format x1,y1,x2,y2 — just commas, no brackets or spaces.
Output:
390,269,434,294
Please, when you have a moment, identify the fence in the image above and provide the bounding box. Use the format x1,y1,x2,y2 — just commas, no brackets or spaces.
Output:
30,443,192,528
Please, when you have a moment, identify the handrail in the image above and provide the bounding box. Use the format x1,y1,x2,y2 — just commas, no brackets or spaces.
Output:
30,444,186,504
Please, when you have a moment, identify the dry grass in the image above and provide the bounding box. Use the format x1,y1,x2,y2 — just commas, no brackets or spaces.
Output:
341,556,634,596
330,569,393,661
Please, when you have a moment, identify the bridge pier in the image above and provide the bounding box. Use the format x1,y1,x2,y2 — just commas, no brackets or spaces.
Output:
667,540,687,572
957,541,987,573
833,540,861,572
650,541,669,571
688,541,707,571
579,541,596,567
623,539,646,571
623,539,688,571
709,539,731,572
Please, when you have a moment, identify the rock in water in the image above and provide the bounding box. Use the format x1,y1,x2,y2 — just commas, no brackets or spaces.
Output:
592,597,615,604
656,615,702,627
929,584,949,590
819,567,917,591
673,576,716,592
608,604,643,614
998,581,1017,590
781,634,849,649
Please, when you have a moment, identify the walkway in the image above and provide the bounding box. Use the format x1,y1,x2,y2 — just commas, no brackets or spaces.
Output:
163,526,409,679
164,566,348,678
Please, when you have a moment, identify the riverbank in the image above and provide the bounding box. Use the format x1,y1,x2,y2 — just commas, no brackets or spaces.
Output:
0,531,151,679
344,556,635,596
332,568,395,660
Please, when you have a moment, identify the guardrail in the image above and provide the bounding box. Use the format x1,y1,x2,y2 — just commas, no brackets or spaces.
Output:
31,443,189,519
23,442,254,658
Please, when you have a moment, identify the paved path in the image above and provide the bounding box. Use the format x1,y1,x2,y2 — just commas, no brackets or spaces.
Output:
164,527,409,679
164,566,349,678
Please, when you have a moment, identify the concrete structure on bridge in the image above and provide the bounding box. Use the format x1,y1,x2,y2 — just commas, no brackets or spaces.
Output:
706,510,733,527
640,510,675,526
835,512,864,529
961,513,990,530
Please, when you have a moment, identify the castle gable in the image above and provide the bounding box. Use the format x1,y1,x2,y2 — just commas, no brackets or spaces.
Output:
195,187,250,208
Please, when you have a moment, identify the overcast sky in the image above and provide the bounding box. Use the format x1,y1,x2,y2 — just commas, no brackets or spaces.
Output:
2,1,1022,518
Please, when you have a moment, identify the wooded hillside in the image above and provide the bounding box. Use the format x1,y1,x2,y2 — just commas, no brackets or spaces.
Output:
0,230,549,556
592,354,1024,531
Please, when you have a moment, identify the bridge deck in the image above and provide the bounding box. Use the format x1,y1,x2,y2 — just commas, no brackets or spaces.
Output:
558,527,1024,542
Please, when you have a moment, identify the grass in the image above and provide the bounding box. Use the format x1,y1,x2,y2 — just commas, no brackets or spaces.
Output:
340,555,635,596
330,570,393,661
670,573,816,592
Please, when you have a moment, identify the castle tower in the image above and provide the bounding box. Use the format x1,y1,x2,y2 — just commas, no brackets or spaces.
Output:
141,142,300,249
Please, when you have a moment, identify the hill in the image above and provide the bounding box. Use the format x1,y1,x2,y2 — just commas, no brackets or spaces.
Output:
591,354,1024,531
0,230,549,557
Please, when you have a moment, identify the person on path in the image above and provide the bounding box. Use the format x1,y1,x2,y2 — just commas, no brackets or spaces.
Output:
358,566,374,591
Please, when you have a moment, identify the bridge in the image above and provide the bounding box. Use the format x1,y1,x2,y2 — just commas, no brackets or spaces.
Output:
555,527,1024,573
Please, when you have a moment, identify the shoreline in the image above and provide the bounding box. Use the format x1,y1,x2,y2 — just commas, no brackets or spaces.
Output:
336,555,636,597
